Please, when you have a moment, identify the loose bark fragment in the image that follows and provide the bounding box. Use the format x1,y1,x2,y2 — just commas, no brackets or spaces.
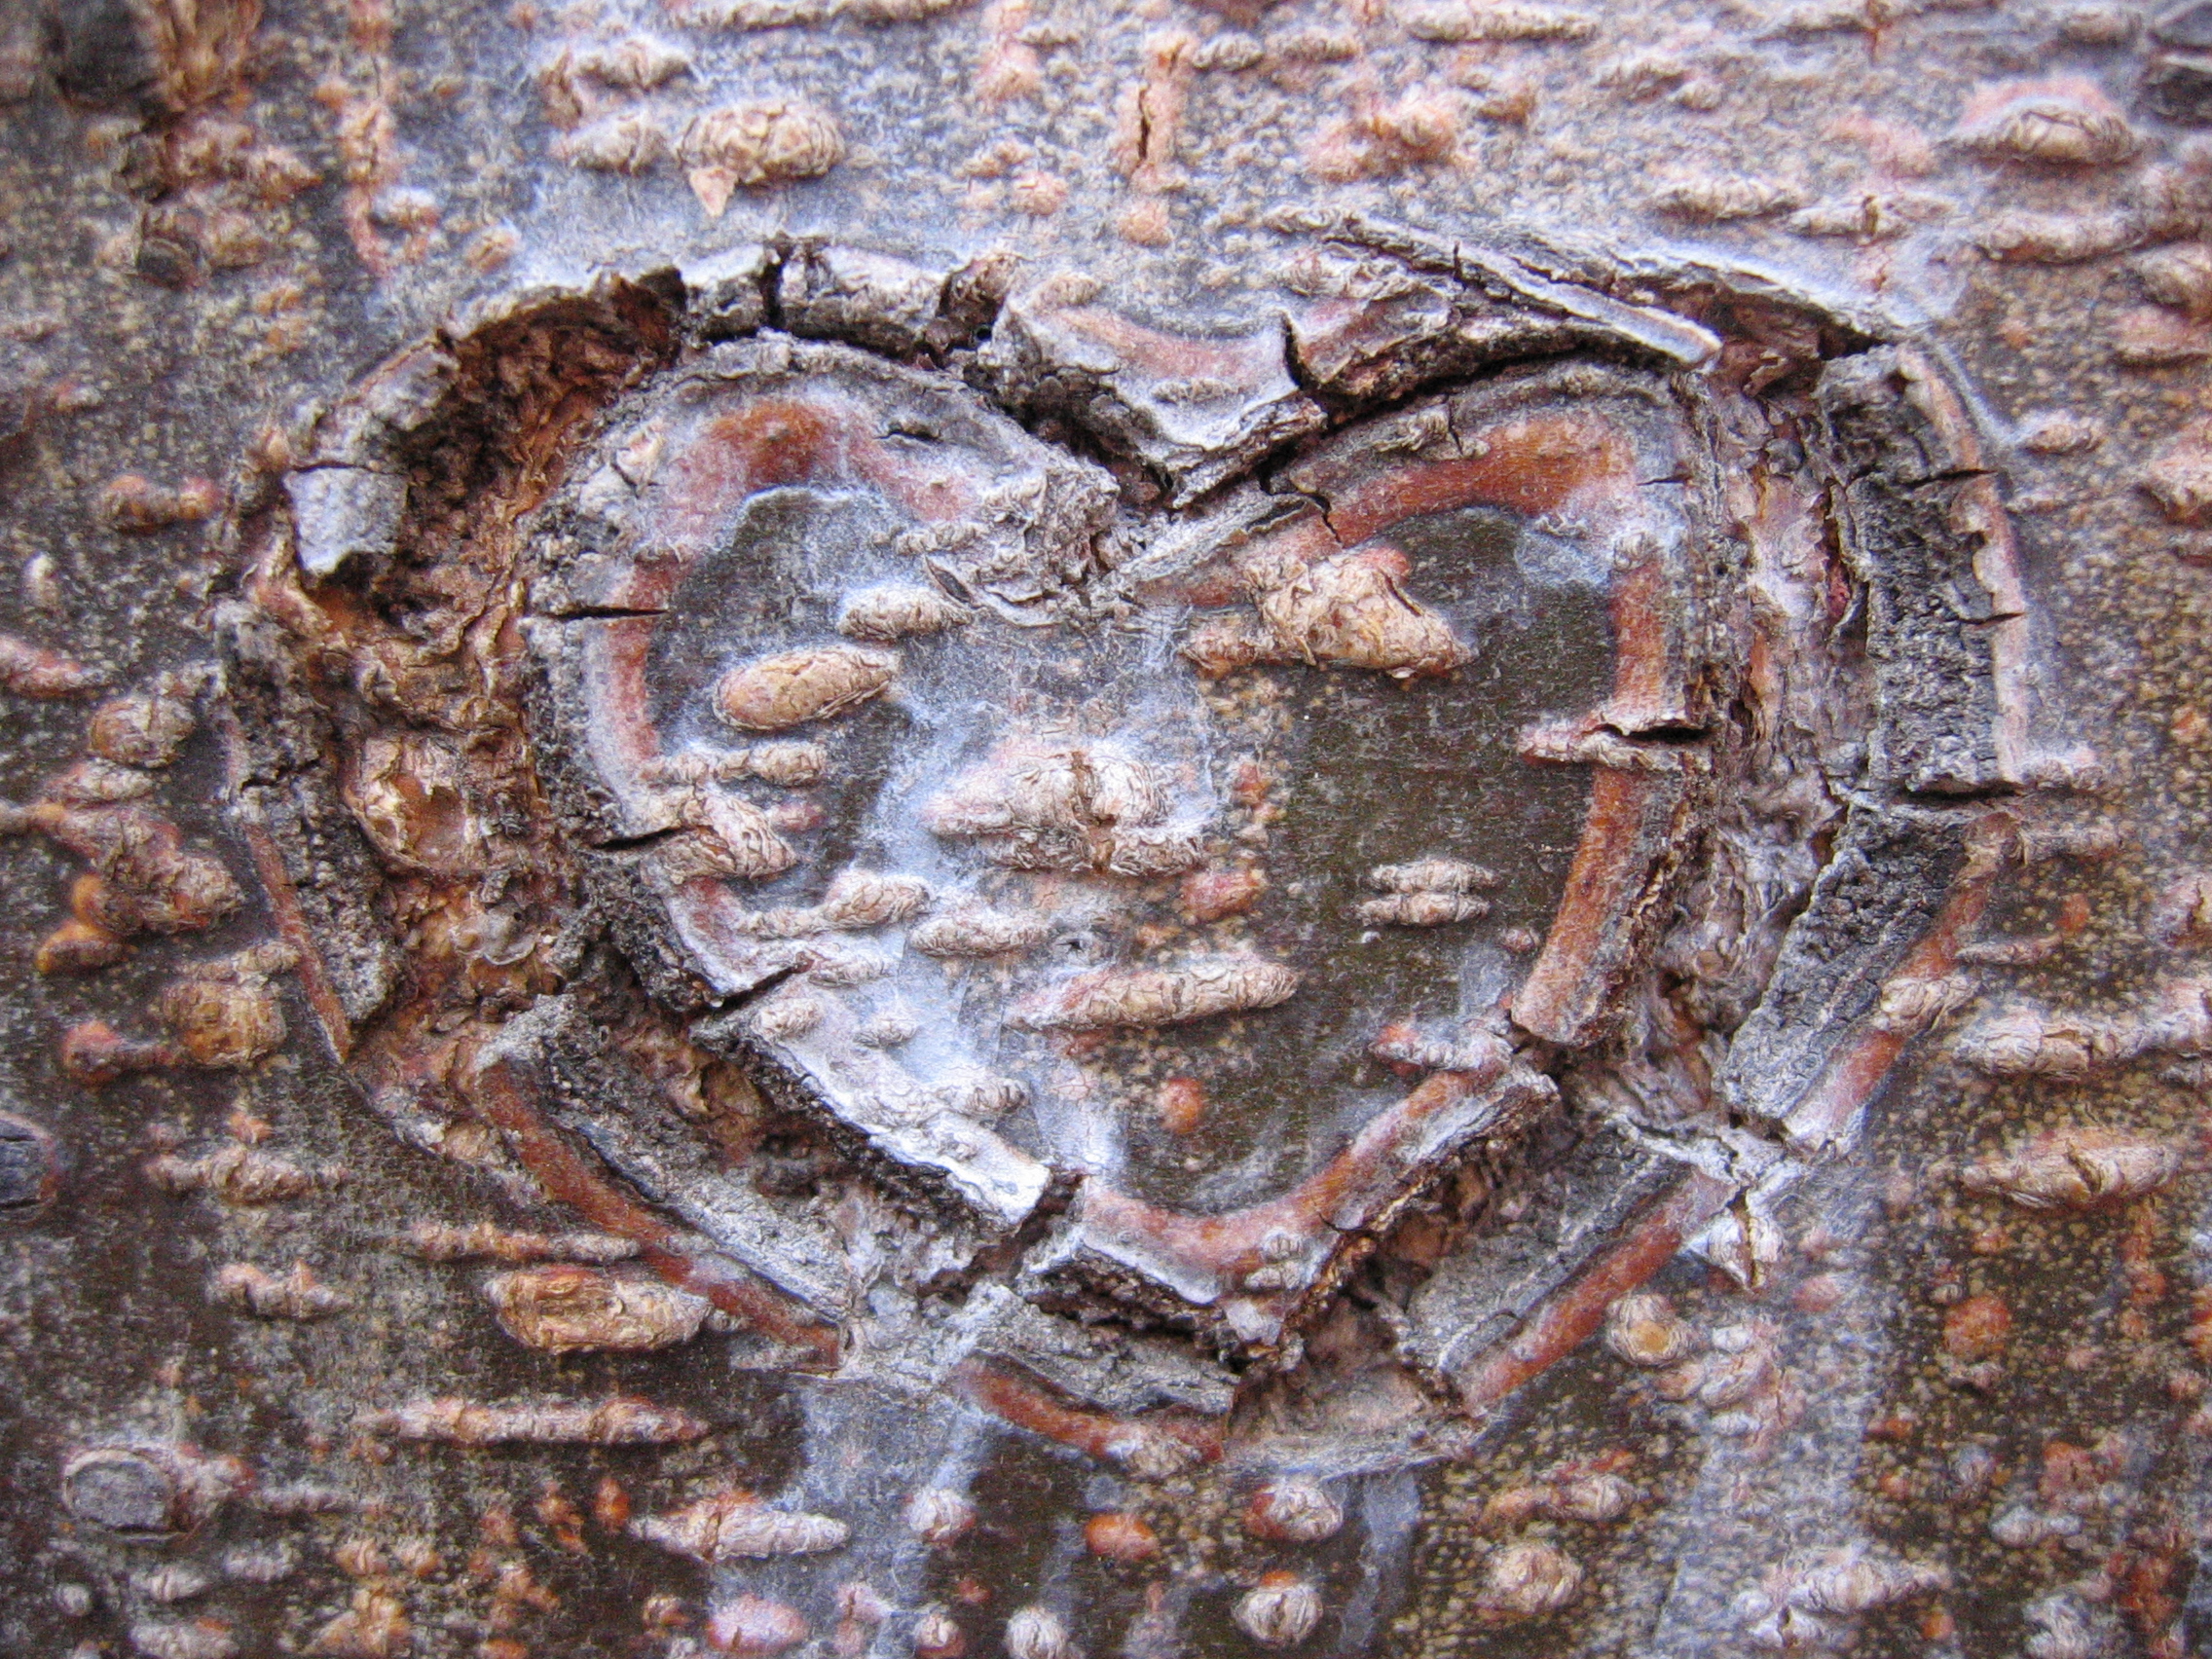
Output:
358,1395,712,1445
211,1262,351,1319
0,635,105,697
1958,1129,2182,1211
484,1265,713,1352
631,1492,850,1561
1010,958,1301,1030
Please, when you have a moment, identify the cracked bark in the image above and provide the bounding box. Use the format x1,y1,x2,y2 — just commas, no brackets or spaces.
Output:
4,4,2212,1658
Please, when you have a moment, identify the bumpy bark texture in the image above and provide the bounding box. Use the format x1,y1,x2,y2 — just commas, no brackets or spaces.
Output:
4,2,2212,1658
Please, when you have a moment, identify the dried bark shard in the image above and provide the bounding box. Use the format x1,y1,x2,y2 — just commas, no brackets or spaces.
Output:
211,1262,351,1319
1009,958,1302,1030
0,635,106,697
630,1492,850,1560
977,293,1326,505
484,1265,714,1351
358,1395,712,1446
1813,347,2028,795
1957,1128,2182,1211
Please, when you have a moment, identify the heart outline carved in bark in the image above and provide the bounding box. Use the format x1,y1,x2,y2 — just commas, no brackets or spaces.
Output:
219,220,2057,1463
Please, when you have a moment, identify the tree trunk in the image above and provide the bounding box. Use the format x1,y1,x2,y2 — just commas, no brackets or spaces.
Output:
3,1,2210,1656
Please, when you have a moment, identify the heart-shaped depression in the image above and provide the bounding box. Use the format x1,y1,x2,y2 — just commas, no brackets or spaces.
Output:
526,339,1719,1351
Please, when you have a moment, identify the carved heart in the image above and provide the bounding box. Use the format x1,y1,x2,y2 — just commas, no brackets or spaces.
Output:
231,229,2033,1430
522,330,1718,1354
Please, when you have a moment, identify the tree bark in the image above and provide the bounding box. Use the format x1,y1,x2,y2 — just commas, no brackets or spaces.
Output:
3,2,2210,1657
